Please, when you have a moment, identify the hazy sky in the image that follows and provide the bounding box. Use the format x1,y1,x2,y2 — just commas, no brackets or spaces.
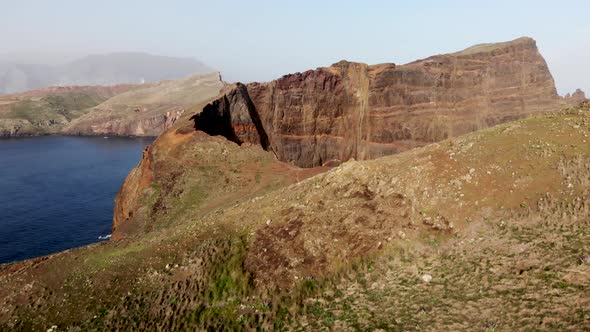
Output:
1,0,589,95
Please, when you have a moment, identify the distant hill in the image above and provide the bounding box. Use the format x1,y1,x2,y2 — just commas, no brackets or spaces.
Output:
63,72,224,136
0,53,213,94
0,84,139,136
0,73,224,137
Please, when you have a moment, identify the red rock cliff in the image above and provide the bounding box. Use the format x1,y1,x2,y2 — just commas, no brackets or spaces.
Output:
193,37,559,167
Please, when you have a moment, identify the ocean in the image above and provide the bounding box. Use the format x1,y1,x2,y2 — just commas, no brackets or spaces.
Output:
0,136,153,264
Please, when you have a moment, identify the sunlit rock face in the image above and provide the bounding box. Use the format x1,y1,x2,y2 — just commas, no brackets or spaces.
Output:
195,37,559,167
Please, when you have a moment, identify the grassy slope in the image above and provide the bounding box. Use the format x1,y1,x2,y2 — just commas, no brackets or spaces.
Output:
63,73,223,136
1,103,589,331
452,36,534,56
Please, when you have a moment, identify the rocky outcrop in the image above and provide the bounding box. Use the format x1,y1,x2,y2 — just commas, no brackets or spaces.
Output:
562,88,587,106
193,37,559,167
112,145,154,239
67,109,186,137
191,83,270,149
0,119,33,137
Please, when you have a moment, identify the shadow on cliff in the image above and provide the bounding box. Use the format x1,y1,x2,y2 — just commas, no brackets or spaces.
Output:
190,83,271,150
191,98,242,145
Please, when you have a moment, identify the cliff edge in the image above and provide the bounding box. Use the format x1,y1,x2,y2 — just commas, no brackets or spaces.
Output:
193,37,559,167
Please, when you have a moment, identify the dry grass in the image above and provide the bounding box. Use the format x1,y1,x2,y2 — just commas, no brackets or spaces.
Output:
1,105,589,330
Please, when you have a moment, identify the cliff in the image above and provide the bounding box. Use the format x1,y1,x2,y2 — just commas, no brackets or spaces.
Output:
193,37,559,167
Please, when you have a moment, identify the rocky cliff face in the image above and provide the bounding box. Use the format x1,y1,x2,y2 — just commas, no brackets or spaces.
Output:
193,37,559,167
562,88,587,106
65,109,186,137
0,119,36,136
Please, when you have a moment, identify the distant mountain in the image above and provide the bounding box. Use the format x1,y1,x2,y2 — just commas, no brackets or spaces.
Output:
0,53,213,94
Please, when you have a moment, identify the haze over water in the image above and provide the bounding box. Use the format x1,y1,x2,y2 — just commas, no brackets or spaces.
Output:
0,136,152,264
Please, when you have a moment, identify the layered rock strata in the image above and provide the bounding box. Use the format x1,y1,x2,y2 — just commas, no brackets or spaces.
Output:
193,37,559,167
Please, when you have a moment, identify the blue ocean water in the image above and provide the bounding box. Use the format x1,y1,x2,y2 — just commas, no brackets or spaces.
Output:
0,136,153,264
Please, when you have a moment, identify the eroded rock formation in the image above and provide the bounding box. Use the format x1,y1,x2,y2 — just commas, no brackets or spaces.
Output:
562,88,587,106
193,37,559,167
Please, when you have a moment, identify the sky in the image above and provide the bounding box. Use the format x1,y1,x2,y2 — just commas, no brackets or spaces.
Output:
1,0,589,95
